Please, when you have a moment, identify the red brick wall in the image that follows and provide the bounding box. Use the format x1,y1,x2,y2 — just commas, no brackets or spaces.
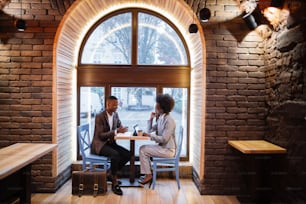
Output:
0,0,63,191
200,17,266,197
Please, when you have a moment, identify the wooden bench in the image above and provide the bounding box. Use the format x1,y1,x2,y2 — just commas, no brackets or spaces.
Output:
0,143,57,204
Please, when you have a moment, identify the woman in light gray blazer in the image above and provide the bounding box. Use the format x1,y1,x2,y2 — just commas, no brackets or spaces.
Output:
139,94,176,186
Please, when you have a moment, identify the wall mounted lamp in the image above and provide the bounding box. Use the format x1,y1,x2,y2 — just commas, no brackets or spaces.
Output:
15,19,27,31
242,7,263,30
199,0,211,22
15,0,27,31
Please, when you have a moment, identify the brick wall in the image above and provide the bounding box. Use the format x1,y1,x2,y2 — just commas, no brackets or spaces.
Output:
200,12,266,197
198,1,306,203
0,0,64,192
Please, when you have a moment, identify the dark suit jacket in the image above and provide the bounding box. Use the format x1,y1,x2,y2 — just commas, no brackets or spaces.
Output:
90,110,123,155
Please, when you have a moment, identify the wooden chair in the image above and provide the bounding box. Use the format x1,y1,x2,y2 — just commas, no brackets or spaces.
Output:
151,126,184,189
77,123,109,171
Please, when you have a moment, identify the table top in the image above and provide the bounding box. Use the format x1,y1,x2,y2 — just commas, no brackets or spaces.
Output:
228,140,287,154
0,143,57,179
115,132,150,140
115,135,150,140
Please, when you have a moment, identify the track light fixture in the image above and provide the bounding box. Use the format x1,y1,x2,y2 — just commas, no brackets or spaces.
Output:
242,6,262,30
199,0,211,22
15,0,27,31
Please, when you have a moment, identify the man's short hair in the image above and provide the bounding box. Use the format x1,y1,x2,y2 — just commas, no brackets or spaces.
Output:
107,96,118,101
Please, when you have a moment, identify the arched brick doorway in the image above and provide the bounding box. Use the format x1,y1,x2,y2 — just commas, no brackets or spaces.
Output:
53,0,206,185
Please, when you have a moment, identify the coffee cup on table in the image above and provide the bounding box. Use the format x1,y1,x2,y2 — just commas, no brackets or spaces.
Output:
137,130,143,136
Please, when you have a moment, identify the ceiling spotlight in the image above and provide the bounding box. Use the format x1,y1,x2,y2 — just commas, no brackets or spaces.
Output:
189,24,198,33
242,7,263,30
15,0,26,32
15,19,27,31
243,13,259,30
199,7,211,22
199,0,211,22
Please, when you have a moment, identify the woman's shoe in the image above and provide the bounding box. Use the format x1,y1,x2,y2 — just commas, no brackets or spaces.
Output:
138,175,146,183
138,176,152,186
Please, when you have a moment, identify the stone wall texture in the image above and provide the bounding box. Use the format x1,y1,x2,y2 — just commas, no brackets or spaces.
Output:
264,1,306,203
198,1,306,203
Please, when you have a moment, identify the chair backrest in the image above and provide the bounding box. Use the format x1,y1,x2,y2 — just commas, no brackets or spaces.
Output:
174,126,184,160
77,123,91,159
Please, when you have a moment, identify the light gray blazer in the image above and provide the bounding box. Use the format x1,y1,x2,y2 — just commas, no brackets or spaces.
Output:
147,113,176,150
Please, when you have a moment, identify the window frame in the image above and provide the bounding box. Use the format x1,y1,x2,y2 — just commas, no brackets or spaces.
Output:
77,8,190,161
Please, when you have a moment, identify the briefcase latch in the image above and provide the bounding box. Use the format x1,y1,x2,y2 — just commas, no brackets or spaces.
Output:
78,184,84,197
93,183,98,197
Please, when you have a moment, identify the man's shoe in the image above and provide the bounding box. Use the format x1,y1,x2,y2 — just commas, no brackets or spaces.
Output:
112,184,123,195
107,175,122,185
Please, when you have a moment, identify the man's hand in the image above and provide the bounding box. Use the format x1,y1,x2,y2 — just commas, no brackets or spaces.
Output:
117,126,128,133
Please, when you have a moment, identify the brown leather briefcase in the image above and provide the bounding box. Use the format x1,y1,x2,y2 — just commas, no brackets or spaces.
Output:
72,170,107,197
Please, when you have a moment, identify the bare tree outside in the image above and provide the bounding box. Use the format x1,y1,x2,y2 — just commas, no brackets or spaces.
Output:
79,10,189,157
81,11,187,65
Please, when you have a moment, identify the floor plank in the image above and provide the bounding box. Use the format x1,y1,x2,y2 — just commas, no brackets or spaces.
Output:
30,179,240,204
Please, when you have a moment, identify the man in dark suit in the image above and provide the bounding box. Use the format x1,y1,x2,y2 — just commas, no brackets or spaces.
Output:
91,95,131,195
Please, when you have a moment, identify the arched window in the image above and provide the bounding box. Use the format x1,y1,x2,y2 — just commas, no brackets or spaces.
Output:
78,9,190,159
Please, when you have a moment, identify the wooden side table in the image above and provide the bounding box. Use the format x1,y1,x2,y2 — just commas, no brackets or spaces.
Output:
228,140,287,154
228,140,287,203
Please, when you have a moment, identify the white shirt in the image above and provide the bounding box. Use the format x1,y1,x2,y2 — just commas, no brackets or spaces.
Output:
107,112,114,130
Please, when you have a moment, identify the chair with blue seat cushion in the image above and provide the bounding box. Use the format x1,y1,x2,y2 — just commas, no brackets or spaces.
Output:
77,123,109,171
151,126,184,189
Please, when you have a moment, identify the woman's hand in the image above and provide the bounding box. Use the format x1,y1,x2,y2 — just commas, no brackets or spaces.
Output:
143,132,151,137
149,112,156,120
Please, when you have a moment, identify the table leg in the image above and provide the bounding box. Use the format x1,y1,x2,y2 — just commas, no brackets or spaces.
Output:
0,164,31,204
241,155,271,204
130,140,135,183
20,164,31,204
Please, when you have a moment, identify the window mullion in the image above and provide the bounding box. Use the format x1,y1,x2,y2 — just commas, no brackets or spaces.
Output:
131,10,138,67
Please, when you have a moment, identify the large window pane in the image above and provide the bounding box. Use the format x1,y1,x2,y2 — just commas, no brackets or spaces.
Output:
138,12,187,65
79,87,105,141
81,13,132,64
111,87,156,156
163,88,188,157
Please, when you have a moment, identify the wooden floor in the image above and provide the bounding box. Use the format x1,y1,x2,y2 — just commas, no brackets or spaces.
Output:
31,179,240,204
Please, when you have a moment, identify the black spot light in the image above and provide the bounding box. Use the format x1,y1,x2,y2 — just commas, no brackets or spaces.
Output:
15,19,27,31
